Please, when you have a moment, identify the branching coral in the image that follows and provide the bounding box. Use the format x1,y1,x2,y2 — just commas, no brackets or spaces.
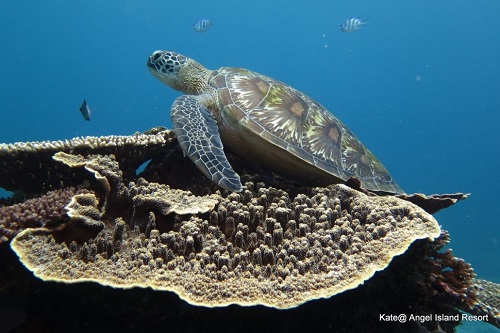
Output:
470,279,500,328
0,187,91,243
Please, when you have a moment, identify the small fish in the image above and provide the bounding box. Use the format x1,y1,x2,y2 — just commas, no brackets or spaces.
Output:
193,19,213,32
340,17,367,33
79,99,91,121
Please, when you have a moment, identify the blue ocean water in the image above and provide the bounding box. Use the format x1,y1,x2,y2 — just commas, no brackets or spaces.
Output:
0,0,498,331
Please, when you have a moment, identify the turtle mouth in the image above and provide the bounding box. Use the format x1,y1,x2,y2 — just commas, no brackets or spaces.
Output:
146,58,154,70
147,52,162,72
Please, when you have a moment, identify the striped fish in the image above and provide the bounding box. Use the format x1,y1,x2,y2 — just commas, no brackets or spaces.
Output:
340,17,367,33
193,19,213,32
79,99,91,121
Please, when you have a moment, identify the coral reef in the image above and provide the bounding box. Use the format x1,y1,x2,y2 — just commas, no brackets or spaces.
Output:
470,279,500,328
0,129,498,332
396,192,470,215
0,187,91,243
0,127,176,195
345,177,470,214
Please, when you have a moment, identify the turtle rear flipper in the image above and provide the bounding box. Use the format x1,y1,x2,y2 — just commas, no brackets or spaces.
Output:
171,95,243,192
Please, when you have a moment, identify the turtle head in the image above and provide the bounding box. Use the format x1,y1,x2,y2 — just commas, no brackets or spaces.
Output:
147,50,211,94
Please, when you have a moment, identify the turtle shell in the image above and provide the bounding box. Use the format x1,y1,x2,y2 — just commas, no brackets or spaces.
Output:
209,67,403,194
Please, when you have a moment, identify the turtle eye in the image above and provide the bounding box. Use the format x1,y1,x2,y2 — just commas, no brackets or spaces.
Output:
152,52,162,62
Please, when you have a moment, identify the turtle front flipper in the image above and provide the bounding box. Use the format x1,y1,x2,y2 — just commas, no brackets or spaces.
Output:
171,95,243,192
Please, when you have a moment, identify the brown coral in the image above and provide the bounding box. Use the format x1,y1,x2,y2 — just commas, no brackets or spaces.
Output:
0,187,90,243
50,151,219,230
396,192,470,215
469,279,500,328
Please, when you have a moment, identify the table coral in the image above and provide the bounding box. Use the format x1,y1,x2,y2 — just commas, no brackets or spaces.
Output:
11,182,443,308
0,128,176,194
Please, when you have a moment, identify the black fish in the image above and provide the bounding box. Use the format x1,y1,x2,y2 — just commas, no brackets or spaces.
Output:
79,99,91,121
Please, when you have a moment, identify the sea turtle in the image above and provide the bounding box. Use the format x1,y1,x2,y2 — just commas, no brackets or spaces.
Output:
147,50,403,194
